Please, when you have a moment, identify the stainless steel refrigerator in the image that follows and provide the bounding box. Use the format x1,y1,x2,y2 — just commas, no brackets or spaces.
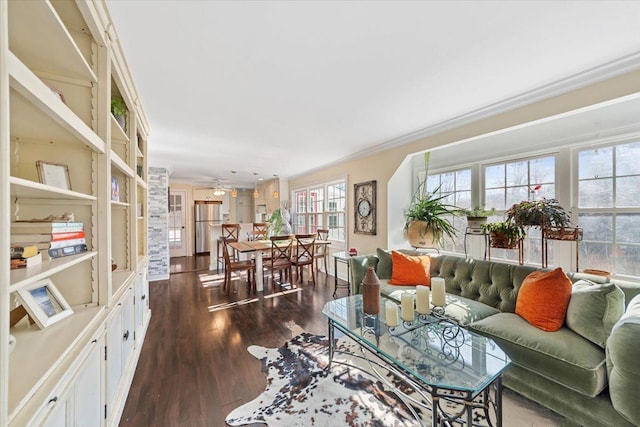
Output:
194,201,222,254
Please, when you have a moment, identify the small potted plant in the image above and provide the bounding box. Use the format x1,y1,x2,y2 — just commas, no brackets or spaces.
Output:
404,152,459,247
111,96,127,129
461,206,496,233
483,221,526,249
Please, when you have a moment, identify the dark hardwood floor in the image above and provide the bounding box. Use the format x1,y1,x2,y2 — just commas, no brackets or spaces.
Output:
120,255,341,427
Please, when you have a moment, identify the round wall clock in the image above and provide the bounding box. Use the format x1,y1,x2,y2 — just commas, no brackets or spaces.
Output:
354,180,376,235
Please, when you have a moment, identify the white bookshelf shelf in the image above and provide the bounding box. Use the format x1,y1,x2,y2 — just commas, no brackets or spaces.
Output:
111,114,129,142
111,150,135,178
10,177,96,201
9,251,97,293
111,200,129,208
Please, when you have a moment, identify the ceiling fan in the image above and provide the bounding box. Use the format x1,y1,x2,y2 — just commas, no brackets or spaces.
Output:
194,179,235,196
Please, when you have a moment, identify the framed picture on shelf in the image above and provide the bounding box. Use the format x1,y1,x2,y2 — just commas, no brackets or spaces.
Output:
111,176,120,202
16,279,73,329
36,161,71,190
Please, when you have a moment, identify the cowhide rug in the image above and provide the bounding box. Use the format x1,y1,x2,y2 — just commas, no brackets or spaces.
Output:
226,332,434,427
226,332,564,427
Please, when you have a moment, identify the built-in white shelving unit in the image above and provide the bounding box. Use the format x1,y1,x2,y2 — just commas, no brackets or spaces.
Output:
1,1,151,426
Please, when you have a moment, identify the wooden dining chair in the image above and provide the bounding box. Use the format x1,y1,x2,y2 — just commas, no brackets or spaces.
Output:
314,229,329,273
292,234,316,286
217,223,240,272
264,235,294,290
222,240,256,294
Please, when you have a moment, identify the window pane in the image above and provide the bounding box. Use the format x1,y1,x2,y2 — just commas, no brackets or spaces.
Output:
485,165,504,188
530,156,555,184
486,189,505,210
579,214,613,242
506,186,528,207
616,214,640,243
579,242,613,273
456,169,471,191
578,178,613,208
579,147,612,179
616,244,640,276
506,161,528,187
616,176,640,207
616,142,640,176
426,174,440,193
456,190,471,210
295,190,307,213
441,172,455,193
308,188,324,213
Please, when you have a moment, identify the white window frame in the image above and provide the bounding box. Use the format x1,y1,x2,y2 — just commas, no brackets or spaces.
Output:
292,178,347,247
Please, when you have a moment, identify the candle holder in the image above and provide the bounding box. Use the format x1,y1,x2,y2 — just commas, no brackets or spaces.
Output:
431,304,446,316
388,312,440,336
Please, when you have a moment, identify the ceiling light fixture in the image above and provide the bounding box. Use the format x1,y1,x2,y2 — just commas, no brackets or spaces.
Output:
253,173,259,198
213,188,225,196
230,171,238,198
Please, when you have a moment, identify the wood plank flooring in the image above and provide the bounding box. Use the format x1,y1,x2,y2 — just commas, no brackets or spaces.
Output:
120,256,340,427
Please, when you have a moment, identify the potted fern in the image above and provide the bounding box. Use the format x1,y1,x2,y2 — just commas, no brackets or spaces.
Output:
404,152,459,247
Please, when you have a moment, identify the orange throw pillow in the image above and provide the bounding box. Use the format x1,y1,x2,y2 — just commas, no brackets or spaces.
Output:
515,268,572,332
389,250,431,286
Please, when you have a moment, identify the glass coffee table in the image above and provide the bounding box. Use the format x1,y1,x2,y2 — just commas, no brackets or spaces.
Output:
322,295,510,427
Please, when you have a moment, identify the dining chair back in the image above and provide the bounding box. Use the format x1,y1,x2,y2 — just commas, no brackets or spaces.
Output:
222,240,256,294
265,235,294,289
314,229,329,273
292,234,316,285
216,223,241,271
252,223,268,240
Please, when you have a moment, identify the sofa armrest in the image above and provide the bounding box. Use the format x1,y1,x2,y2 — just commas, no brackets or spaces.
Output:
348,255,379,295
606,294,640,425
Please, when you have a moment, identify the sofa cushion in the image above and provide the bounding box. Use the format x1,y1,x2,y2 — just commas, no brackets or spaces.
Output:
515,268,572,332
470,313,607,397
349,254,379,295
566,280,625,348
376,248,422,280
381,281,500,326
389,251,431,286
606,295,640,426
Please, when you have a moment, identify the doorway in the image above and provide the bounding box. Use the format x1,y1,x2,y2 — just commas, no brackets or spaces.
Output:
169,189,188,257
236,194,253,223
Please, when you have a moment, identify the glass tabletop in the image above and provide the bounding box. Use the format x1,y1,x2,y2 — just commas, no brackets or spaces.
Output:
322,295,510,394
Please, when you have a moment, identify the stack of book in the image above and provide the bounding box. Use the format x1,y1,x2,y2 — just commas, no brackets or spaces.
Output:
11,221,88,260
10,244,42,269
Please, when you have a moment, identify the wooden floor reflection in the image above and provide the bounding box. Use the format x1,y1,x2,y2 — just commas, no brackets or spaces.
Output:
120,255,345,427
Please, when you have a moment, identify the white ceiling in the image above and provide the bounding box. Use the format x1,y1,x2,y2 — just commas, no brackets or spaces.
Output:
106,0,640,188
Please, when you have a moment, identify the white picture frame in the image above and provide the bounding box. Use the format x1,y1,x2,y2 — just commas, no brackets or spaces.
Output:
16,279,73,329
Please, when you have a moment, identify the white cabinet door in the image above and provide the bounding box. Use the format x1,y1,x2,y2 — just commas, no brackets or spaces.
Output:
106,307,123,410
134,272,144,338
41,396,68,427
121,292,134,369
73,336,103,427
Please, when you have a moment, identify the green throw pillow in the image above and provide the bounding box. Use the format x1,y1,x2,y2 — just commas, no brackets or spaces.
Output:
565,280,625,348
376,248,393,279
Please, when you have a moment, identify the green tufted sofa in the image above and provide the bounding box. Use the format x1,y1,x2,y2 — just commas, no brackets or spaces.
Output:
349,250,640,427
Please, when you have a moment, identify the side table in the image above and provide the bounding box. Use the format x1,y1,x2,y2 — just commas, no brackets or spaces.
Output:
332,251,351,298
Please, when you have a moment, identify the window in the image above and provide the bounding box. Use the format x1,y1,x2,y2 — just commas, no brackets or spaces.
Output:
293,179,346,242
484,155,556,264
577,141,640,277
424,168,471,252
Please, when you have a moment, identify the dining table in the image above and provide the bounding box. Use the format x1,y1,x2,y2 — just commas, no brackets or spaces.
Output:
228,239,331,292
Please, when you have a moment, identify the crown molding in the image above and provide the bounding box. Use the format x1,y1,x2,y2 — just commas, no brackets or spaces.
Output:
289,51,640,183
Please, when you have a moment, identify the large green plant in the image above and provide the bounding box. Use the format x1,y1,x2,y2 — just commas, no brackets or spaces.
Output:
505,198,571,229
267,208,283,237
403,152,459,243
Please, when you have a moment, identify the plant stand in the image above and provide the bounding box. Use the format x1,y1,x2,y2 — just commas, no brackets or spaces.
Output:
464,227,488,260
488,235,523,265
542,227,583,271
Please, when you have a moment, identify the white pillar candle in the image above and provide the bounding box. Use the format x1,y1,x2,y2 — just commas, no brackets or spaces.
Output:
431,278,446,307
401,292,415,322
385,301,399,327
416,285,430,314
